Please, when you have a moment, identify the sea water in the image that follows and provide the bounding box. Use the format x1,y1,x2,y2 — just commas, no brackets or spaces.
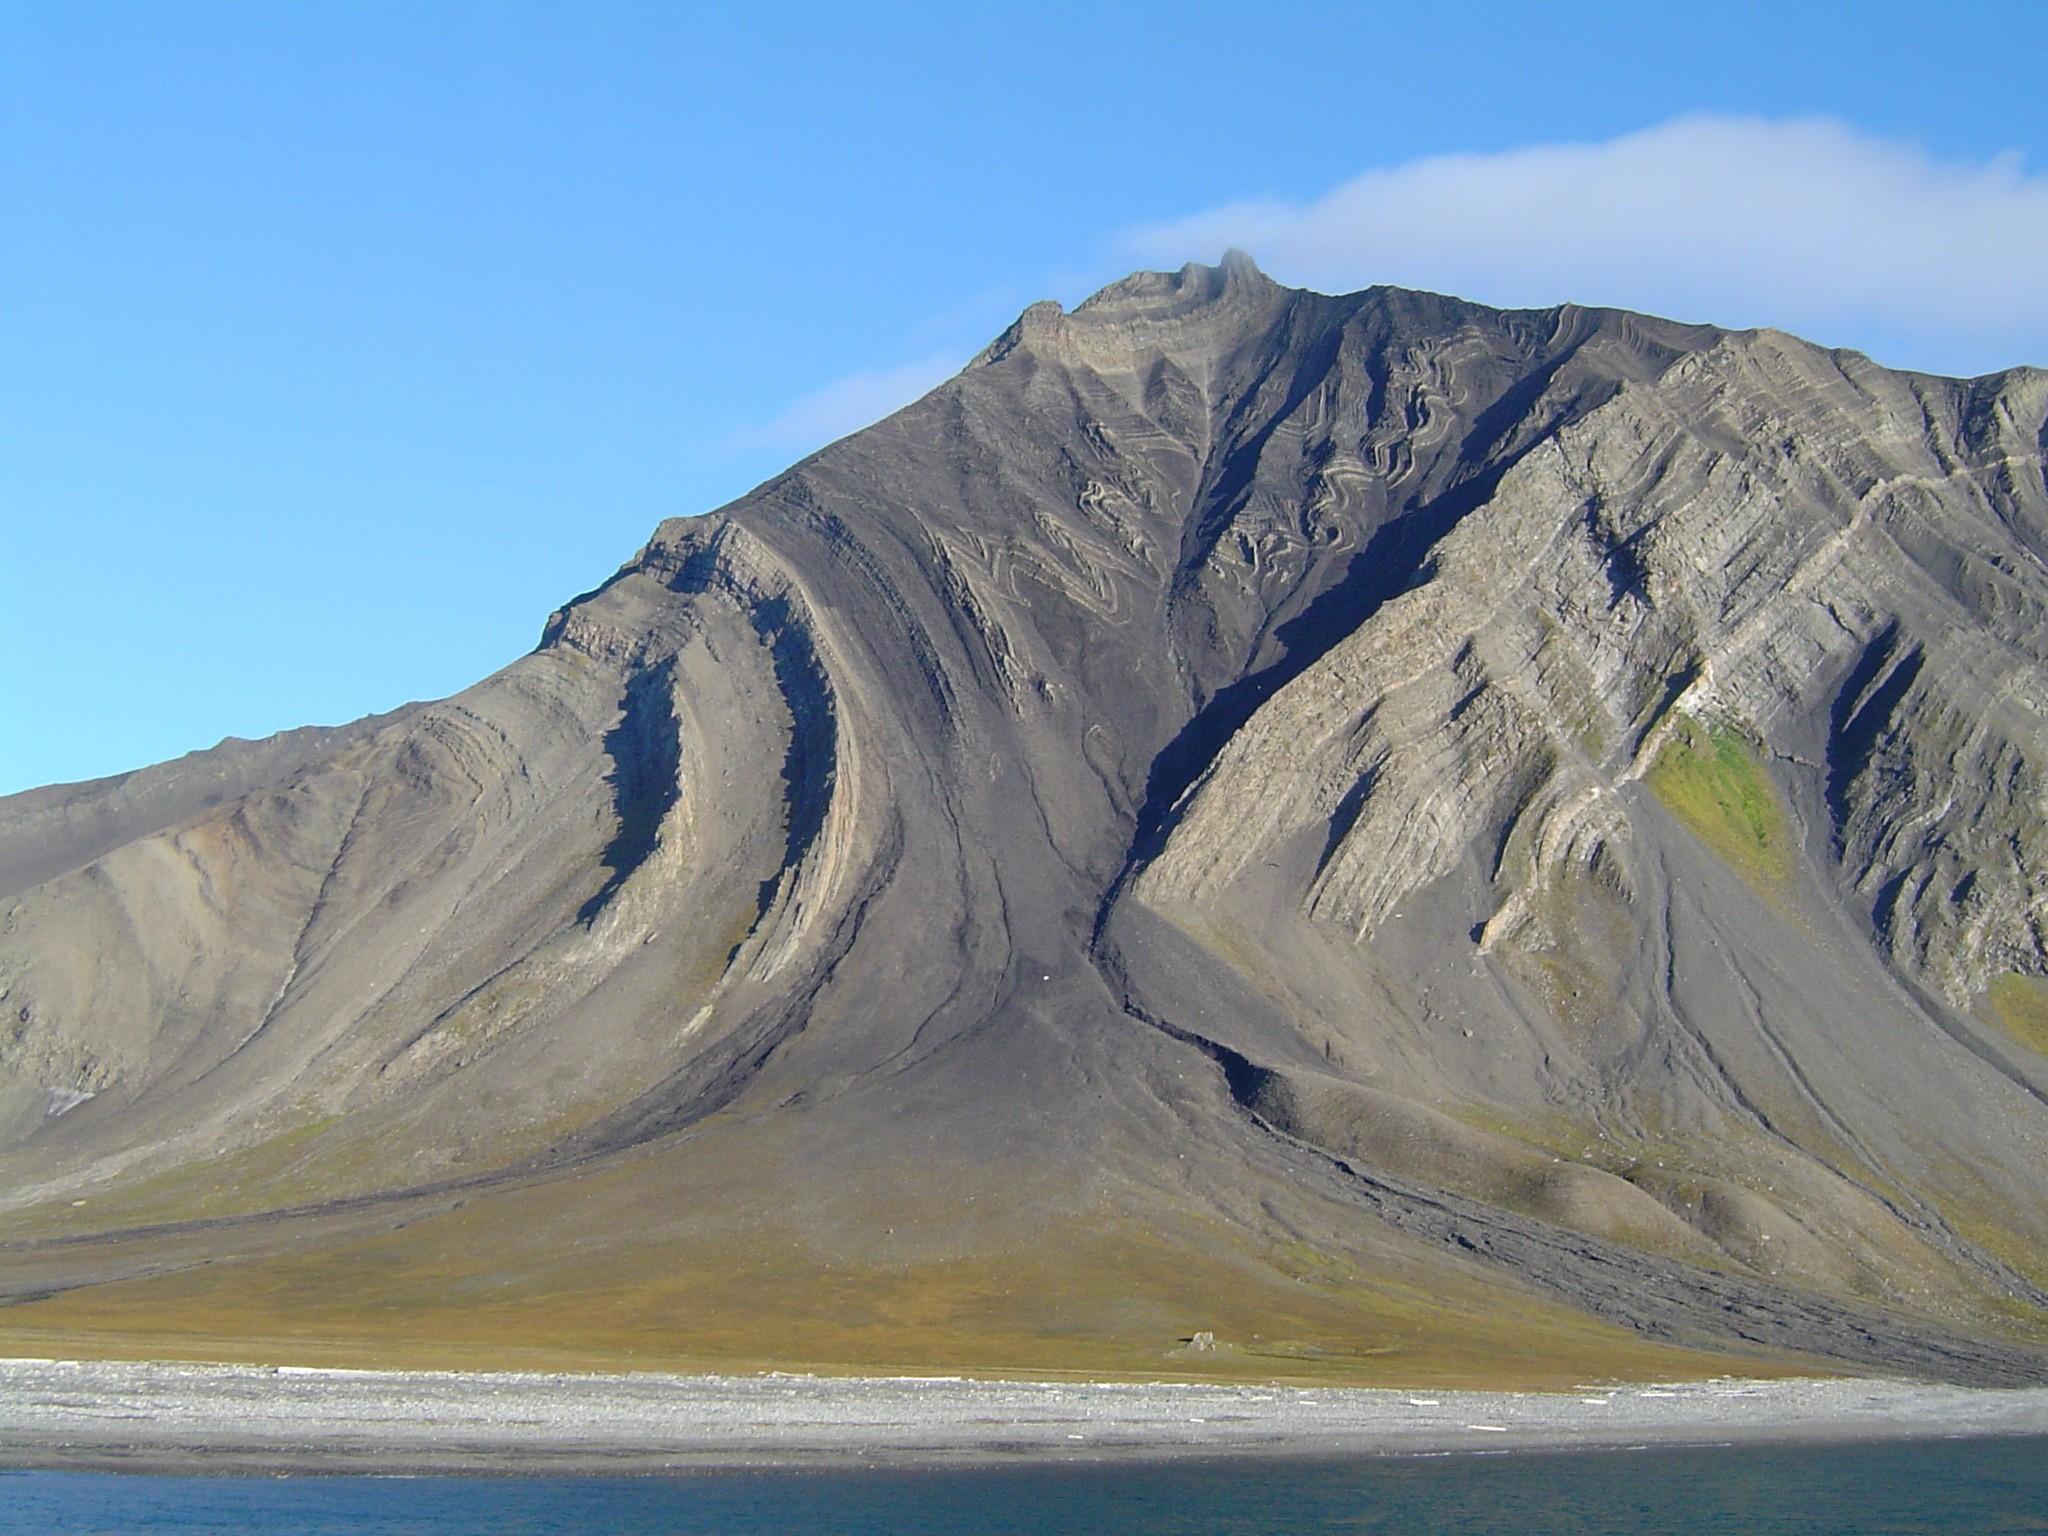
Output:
5,1436,2045,1534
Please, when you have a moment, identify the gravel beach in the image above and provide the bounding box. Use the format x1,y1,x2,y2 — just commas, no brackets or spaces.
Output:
3,1358,2045,1474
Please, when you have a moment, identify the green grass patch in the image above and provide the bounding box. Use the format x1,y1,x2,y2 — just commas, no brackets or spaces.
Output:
1644,716,1793,898
1988,974,2048,1058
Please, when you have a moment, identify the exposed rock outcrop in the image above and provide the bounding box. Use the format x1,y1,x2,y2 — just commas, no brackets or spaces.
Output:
3,259,2046,1383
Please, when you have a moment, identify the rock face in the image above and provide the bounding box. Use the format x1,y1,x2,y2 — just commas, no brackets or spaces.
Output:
4,256,2048,1384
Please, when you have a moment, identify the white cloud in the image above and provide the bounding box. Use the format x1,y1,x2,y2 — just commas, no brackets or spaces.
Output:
1123,116,2048,377
739,352,963,453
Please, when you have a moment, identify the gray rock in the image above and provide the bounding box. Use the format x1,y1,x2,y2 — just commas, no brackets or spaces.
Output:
3,256,2046,1382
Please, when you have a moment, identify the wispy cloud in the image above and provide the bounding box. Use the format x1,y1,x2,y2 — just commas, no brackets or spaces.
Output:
1123,115,2048,377
738,352,963,453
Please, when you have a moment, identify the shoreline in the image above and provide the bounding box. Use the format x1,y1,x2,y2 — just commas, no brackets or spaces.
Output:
4,1358,2046,1477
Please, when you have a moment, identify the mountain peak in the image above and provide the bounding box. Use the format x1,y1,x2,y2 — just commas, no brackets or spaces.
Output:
7,267,2048,1387
1073,248,1277,316
1217,245,1265,279
973,252,1287,372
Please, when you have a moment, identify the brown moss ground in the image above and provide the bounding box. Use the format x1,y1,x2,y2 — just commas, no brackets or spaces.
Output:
0,1233,1779,1388
0,1145,1787,1390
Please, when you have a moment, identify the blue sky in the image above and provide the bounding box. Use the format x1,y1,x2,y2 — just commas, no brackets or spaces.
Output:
4,1,2046,794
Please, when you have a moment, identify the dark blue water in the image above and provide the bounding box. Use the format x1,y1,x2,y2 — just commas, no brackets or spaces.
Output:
6,1437,2045,1535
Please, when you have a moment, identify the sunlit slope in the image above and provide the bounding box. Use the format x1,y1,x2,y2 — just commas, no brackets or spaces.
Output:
4,256,2047,1383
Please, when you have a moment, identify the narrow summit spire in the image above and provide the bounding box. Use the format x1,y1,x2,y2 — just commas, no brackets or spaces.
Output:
1218,247,1265,280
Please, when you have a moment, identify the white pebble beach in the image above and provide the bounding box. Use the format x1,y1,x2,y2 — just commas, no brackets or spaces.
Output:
3,1358,2045,1475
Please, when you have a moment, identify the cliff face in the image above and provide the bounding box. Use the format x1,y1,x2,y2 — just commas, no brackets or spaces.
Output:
4,257,2047,1384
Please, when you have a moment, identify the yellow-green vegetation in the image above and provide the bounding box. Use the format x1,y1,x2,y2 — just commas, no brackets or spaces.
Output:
1251,1075,1723,1268
0,1234,1775,1388
1934,1205,2048,1339
5,1094,628,1242
0,1152,1788,1390
1987,973,2048,1058
2,1115,354,1238
1644,715,1794,899
1920,1145,2048,1326
1443,1102,1615,1164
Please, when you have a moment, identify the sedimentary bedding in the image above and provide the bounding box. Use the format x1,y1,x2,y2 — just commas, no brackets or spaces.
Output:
3,256,2047,1381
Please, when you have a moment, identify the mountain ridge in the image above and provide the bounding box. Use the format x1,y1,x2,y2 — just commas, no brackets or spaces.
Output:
3,258,2047,1386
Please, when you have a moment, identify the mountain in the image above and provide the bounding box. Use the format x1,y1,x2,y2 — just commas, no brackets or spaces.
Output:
4,255,2047,1387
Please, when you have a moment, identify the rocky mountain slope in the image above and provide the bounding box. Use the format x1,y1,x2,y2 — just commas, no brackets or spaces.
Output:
4,255,2047,1385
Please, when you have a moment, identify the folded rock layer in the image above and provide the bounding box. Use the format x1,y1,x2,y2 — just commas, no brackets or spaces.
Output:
5,257,2047,1385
